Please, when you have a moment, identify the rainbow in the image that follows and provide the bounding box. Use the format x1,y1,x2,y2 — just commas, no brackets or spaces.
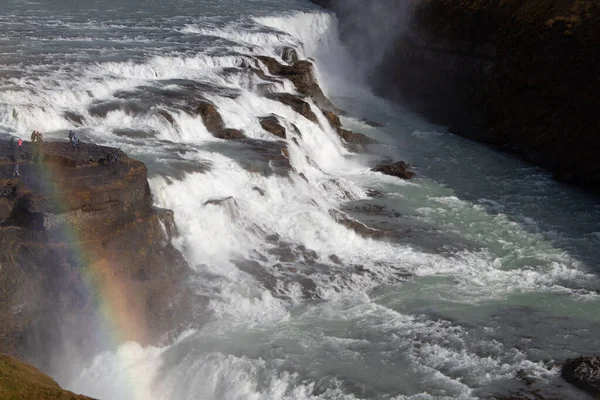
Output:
20,139,151,399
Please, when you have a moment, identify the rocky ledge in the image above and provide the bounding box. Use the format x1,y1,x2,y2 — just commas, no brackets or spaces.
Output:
0,138,194,371
562,356,600,396
313,0,600,193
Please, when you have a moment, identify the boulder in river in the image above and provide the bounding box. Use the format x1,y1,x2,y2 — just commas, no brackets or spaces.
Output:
321,109,373,148
562,356,600,395
281,46,299,64
196,101,225,133
259,115,286,138
266,93,318,123
256,56,335,111
196,101,246,139
372,161,415,179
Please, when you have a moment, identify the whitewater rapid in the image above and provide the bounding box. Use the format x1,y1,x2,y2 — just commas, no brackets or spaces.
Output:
2,2,600,399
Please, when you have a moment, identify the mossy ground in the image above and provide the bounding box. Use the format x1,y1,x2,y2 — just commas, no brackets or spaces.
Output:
0,354,93,399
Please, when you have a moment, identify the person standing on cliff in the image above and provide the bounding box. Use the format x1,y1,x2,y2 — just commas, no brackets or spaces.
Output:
13,164,20,177
68,130,79,152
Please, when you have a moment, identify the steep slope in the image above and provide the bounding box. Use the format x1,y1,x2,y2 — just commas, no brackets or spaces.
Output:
312,0,600,192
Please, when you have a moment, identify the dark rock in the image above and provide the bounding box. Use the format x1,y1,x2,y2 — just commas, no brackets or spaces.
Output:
322,110,374,148
252,186,266,196
203,196,234,206
366,189,384,197
562,356,600,395
259,115,286,138
0,139,195,370
195,101,225,134
322,110,342,130
329,254,342,264
515,369,536,386
157,109,176,125
256,56,335,111
360,118,384,127
299,277,318,298
321,0,600,193
373,161,415,180
281,47,299,64
329,209,383,238
215,128,245,140
112,128,156,139
63,111,85,126
194,102,245,139
338,129,373,146
266,93,318,123
88,99,147,118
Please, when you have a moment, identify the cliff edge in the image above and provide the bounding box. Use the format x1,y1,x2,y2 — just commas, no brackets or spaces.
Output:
0,138,194,371
313,0,600,192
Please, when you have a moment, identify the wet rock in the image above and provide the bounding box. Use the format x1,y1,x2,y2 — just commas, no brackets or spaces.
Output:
329,254,342,264
360,118,384,127
256,56,334,111
299,277,318,298
298,172,309,183
112,128,156,139
235,260,278,293
562,356,600,395
214,128,245,140
372,161,415,180
88,99,147,118
281,147,290,159
63,111,85,126
322,110,373,149
259,115,286,138
195,101,225,133
252,186,266,196
203,196,233,206
281,47,299,64
338,129,373,146
329,209,383,238
515,369,536,386
366,189,384,197
351,204,401,218
266,93,318,123
156,109,176,125
0,139,195,368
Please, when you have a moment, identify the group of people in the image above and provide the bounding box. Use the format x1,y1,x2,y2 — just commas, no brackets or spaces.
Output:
8,129,84,178
31,130,43,143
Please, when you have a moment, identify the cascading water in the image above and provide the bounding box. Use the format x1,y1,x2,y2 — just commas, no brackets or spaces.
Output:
2,1,600,399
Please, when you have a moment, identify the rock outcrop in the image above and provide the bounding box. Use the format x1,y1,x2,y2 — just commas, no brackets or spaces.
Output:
196,101,246,139
256,56,335,111
259,115,287,139
322,110,373,148
0,354,94,399
266,93,319,123
312,0,600,193
0,139,195,370
373,161,415,180
252,51,374,152
562,356,600,395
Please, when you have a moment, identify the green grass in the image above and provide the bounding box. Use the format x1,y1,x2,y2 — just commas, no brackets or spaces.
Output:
0,355,94,400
